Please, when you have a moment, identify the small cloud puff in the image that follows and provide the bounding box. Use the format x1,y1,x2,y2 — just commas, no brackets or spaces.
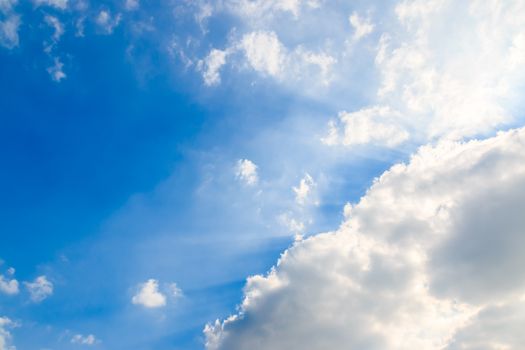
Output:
0,275,18,295
0,14,20,49
236,159,258,186
322,106,409,147
349,11,374,40
44,15,64,42
200,49,229,86
132,279,166,308
293,173,316,205
25,275,53,303
71,333,98,345
132,279,182,308
95,10,121,35
47,57,66,82
33,0,68,10
124,0,139,11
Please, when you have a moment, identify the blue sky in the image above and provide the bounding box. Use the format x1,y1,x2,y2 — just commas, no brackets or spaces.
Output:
2,1,525,349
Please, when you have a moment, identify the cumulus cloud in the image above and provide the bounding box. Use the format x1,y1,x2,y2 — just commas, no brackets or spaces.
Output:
205,127,525,350
239,31,285,77
199,48,228,86
322,106,409,147
71,334,98,345
0,275,18,295
200,30,336,87
132,279,166,308
235,159,258,186
205,0,525,144
237,31,337,84
25,275,53,302
33,0,68,10
372,0,525,140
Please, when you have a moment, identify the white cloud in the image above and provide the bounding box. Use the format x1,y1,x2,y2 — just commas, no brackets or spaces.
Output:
206,30,335,87
75,17,85,37
278,213,305,241
227,0,303,20
349,11,374,40
293,173,315,205
239,31,285,77
132,279,166,308
202,1,525,143
33,0,68,10
0,317,15,350
0,0,16,14
168,282,183,299
124,0,139,11
323,106,409,147
71,334,98,345
195,2,213,31
0,15,20,49
235,159,258,186
25,275,53,303
205,127,525,350
0,275,18,295
200,49,228,86
372,0,525,140
95,10,121,35
47,57,66,82
295,49,336,85
44,15,64,42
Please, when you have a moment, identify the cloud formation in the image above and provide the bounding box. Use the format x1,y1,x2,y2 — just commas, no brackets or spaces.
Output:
200,49,228,86
0,275,18,295
25,275,53,303
0,14,19,49
323,107,409,147
71,333,98,345
0,317,14,350
205,127,525,350
33,0,68,10
236,159,258,186
47,57,66,82
132,279,166,308
349,11,374,40
293,173,315,205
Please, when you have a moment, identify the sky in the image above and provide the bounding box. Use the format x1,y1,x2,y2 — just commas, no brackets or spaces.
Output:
1,0,525,349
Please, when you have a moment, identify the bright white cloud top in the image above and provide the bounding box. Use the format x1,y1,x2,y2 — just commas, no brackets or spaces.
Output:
132,279,166,308
205,127,525,350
